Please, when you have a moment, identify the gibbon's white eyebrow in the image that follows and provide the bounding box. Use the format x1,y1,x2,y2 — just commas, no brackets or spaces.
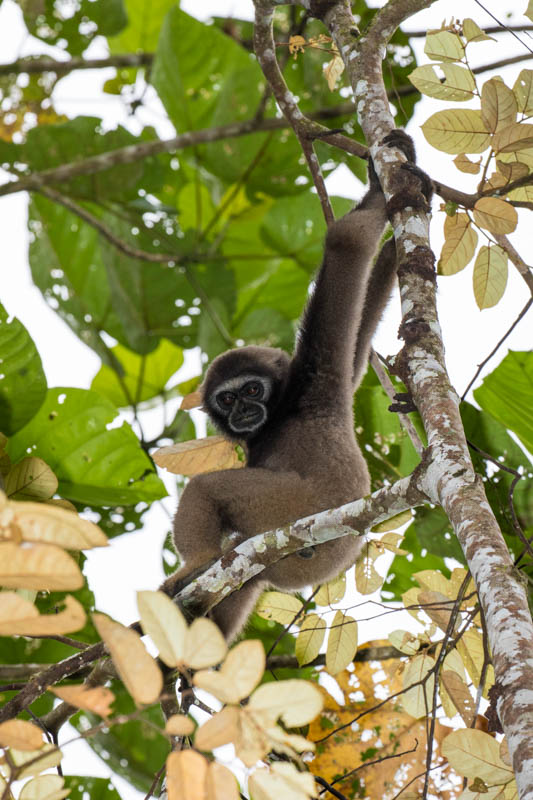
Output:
211,374,273,397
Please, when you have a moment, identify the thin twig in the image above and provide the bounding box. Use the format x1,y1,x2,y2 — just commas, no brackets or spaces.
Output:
370,350,424,455
461,298,533,399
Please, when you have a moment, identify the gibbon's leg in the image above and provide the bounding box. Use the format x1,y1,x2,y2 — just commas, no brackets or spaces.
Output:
352,237,397,388
209,576,267,642
161,467,315,597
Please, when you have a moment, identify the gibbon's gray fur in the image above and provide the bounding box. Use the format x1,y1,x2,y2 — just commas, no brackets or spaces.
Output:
162,130,432,641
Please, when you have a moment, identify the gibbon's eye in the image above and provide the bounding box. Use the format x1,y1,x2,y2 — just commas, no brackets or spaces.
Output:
217,391,236,409
243,381,263,399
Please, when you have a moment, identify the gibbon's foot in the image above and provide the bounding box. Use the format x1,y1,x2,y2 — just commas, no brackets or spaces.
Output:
400,162,434,206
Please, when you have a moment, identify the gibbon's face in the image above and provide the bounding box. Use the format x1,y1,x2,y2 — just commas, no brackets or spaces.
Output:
208,373,274,437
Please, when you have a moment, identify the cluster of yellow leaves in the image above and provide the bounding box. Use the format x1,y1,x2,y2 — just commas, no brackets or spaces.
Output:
308,648,454,799
409,21,533,309
255,529,407,673
92,592,323,800
393,569,518,796
0,720,67,800
0,479,107,633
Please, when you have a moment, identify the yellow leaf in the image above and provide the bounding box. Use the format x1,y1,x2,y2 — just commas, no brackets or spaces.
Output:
424,30,464,61
388,629,421,656
439,212,477,274
481,79,517,133
255,591,303,625
441,729,514,784
166,750,208,800
409,63,475,101
206,762,239,800
401,654,435,718
165,714,195,737
473,197,517,234
454,153,481,173
463,19,495,42
422,109,490,154
0,593,85,636
152,436,242,476
195,705,240,752
249,680,323,727
0,543,83,591
183,617,227,670
193,639,264,703
137,590,188,668
19,775,70,800
249,763,316,800
0,720,43,751
377,531,408,555
417,590,455,632
0,494,107,549
180,390,203,410
456,627,486,687
496,159,529,182
513,69,533,114
324,54,344,91
92,613,163,706
51,685,114,718
473,245,508,309
441,670,475,725
326,611,357,674
10,745,63,779
371,509,412,532
314,574,346,606
527,0,533,23
288,35,306,56
4,458,58,501
295,614,325,666
493,122,533,153
355,543,383,594
413,569,453,596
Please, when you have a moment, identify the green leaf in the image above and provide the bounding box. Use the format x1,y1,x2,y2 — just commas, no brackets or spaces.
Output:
7,388,167,505
109,0,175,52
0,303,47,435
64,777,123,800
22,0,127,56
474,351,533,453
152,7,308,196
20,118,165,203
461,402,533,537
355,369,423,484
91,339,184,408
71,680,169,794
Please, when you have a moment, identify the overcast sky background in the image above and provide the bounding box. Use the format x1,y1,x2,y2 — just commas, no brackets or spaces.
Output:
0,0,531,793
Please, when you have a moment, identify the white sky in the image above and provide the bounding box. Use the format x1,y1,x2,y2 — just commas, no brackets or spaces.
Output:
0,0,531,794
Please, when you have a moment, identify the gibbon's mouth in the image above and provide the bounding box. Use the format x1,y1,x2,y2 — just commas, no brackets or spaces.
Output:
233,410,264,430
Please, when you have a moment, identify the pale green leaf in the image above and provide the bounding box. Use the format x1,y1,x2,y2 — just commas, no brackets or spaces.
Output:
409,63,475,101
325,611,357,674
424,30,464,62
422,109,490,153
441,729,514,784
473,246,508,309
255,591,303,626
295,614,325,666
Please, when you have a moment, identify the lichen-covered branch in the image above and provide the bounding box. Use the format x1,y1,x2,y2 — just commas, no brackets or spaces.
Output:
311,0,533,794
174,474,427,618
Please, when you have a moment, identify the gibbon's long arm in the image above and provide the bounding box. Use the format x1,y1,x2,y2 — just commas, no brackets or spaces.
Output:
292,167,388,408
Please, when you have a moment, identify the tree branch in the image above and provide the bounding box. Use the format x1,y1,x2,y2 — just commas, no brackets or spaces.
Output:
316,0,533,794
